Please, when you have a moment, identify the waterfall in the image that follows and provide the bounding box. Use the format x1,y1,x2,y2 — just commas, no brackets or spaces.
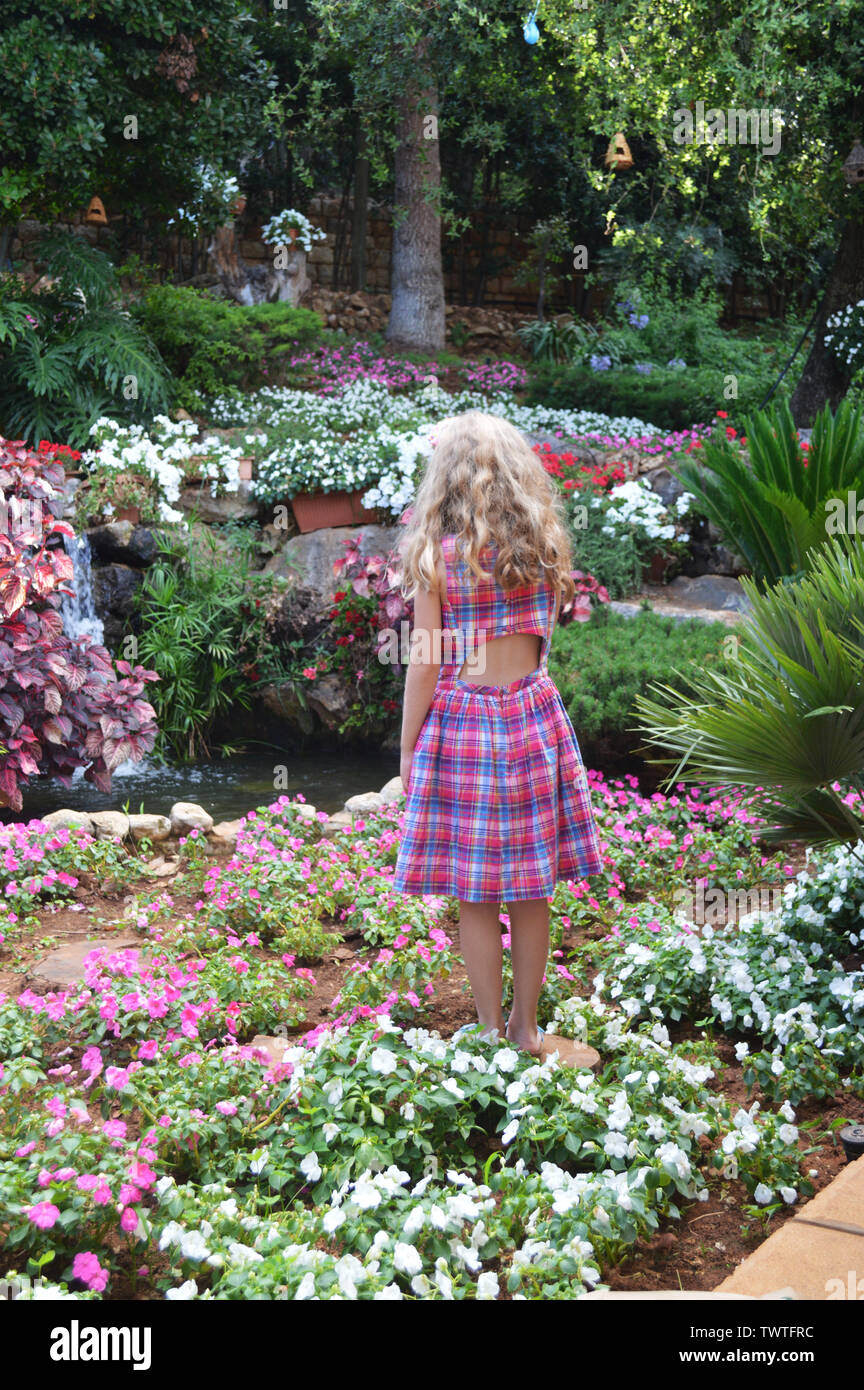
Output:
61,534,105,645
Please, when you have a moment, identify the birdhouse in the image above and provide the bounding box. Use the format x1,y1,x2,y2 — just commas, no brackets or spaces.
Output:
842,140,864,186
85,197,108,226
604,133,633,172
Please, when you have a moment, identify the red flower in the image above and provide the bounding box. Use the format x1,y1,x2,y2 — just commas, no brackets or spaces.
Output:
716,411,728,419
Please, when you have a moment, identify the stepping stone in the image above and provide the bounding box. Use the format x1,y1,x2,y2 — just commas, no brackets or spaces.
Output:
714,1152,864,1300
249,1034,290,1067
540,1035,600,1069
28,935,142,990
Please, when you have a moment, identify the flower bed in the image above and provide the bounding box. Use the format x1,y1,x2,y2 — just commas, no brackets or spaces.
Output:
0,778,861,1300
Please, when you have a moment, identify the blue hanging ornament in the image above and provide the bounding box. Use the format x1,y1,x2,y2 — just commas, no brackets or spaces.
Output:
523,11,539,44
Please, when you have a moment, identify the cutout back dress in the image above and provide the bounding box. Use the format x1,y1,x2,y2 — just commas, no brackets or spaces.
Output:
393,533,604,903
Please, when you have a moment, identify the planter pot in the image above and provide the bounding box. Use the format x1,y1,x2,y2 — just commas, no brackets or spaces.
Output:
290,488,378,534
238,457,254,481
114,506,142,524
642,549,672,585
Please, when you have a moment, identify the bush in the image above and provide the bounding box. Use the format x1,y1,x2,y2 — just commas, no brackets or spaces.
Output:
130,286,323,410
674,398,864,585
548,607,731,743
0,437,158,809
0,234,170,447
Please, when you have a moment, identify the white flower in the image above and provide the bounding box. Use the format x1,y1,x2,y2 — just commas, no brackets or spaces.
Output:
754,1183,774,1205
369,1048,398,1075
394,1242,423,1276
492,1047,520,1073
322,1207,345,1234
164,1280,198,1301
501,1119,520,1146
300,1152,322,1182
476,1271,499,1300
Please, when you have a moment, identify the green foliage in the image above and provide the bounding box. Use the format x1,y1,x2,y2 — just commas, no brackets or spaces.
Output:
529,360,730,431
675,399,864,584
548,608,731,741
130,286,323,410
636,536,864,846
0,234,170,446
132,526,280,761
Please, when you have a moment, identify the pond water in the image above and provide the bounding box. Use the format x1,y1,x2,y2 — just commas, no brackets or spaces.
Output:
4,747,401,826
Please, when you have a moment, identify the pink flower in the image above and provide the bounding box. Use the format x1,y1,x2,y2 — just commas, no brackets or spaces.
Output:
73,1252,109,1292
120,1206,139,1232
27,1201,60,1230
216,1101,237,1116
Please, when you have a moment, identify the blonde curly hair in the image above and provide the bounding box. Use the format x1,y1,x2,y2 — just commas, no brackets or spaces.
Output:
397,410,575,605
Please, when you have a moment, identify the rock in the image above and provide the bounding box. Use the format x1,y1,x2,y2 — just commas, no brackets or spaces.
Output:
177,482,259,524
305,674,355,732
87,521,159,568
645,467,686,508
319,810,354,839
540,1036,601,1070
91,564,143,645
210,818,244,848
249,1034,289,1068
142,857,178,878
378,775,405,803
344,791,386,815
170,802,215,835
29,934,142,990
663,574,751,613
265,523,400,616
89,810,131,840
255,681,317,735
128,813,172,843
41,809,95,835
293,802,318,821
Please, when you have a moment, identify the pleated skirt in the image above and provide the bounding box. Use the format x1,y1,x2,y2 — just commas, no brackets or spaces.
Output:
392,667,604,903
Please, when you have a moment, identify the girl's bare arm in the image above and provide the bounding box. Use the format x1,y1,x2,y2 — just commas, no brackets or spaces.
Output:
400,577,443,754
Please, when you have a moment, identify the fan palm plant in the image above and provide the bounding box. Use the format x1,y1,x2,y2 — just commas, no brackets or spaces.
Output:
674,398,864,585
635,535,864,847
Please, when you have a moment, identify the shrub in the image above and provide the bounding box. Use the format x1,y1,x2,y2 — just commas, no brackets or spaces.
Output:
0,437,158,809
0,234,170,447
130,286,323,410
636,535,864,846
527,360,748,432
548,607,731,742
674,398,864,585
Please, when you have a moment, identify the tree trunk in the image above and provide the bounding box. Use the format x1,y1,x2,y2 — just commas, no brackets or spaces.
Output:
790,214,864,427
351,123,369,292
386,42,445,352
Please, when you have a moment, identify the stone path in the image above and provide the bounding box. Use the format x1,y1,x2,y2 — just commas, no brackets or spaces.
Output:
28,935,142,990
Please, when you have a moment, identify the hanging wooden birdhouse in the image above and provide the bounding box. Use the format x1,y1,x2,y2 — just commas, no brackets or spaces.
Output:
842,140,864,186
85,196,108,226
604,133,633,172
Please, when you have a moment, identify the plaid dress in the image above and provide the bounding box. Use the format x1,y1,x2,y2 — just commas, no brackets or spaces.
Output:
393,533,604,902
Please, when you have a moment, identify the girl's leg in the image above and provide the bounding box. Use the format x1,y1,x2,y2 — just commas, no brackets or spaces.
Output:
504,896,550,1055
458,900,506,1034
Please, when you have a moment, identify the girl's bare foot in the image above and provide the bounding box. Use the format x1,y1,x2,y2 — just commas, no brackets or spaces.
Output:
505,1019,544,1058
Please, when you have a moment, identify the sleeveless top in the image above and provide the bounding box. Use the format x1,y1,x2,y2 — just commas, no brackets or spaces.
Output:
436,533,558,682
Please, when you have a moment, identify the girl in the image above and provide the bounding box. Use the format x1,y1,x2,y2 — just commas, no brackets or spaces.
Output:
393,410,604,1057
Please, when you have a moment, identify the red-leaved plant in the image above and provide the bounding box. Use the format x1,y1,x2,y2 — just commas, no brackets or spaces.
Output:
0,438,159,810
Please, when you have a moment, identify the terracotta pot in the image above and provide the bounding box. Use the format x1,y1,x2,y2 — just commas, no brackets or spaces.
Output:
642,550,671,585
290,488,378,534
115,506,141,525
238,457,254,481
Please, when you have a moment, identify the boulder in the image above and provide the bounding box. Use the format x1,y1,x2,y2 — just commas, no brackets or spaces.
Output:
255,682,317,735
91,564,143,645
645,467,686,508
663,574,751,614
128,813,172,843
379,775,405,803
89,810,131,840
305,673,355,732
177,482,259,524
170,802,215,835
344,791,386,815
320,810,354,840
41,809,95,835
87,521,159,568
210,818,245,849
265,523,400,636
29,934,142,990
